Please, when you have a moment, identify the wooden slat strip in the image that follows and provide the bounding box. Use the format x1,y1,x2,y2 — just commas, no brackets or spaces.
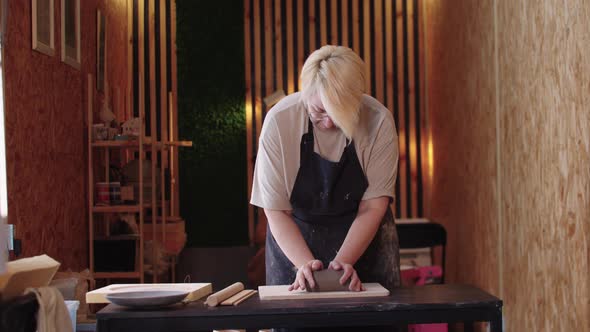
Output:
254,0,262,145
159,0,168,257
417,0,427,215
374,0,383,102
414,0,424,215
171,0,180,217
244,0,254,246
286,0,294,94
127,0,134,121
331,0,338,45
352,0,359,54
274,0,283,93
363,0,370,94
320,0,327,46
309,0,316,52
296,0,304,89
138,0,145,283
341,0,348,47
87,74,94,278
265,0,273,99
385,0,395,212
407,0,417,217
395,0,406,218
148,0,158,283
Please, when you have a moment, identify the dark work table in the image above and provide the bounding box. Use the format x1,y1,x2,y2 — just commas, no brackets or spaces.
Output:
96,284,503,332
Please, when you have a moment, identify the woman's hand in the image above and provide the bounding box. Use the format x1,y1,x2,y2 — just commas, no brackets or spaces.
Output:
289,259,324,291
329,260,364,292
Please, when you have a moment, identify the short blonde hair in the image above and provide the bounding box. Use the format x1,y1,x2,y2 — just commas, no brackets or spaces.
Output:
300,45,366,139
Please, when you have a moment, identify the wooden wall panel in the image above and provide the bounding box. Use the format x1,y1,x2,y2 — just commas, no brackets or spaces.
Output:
3,0,129,270
245,0,425,234
424,0,499,297
425,0,590,330
497,1,590,331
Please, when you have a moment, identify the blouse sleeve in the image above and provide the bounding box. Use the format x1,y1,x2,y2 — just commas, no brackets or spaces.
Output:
362,111,399,202
250,117,293,211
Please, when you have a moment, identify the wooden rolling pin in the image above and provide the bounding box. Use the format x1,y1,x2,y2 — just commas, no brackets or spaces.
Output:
205,282,244,307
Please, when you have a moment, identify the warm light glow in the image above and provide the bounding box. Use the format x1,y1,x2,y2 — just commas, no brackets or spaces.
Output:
427,134,434,180
245,101,253,128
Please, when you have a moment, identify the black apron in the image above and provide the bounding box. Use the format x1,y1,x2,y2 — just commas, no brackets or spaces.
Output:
266,119,401,291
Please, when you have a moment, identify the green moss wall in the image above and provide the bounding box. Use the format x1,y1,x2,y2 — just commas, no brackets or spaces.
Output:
176,1,247,246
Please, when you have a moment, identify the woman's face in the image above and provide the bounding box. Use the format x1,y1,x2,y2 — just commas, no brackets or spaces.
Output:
307,94,336,130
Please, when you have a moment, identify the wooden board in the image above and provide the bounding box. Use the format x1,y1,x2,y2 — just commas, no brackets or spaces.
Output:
258,283,389,300
86,283,212,304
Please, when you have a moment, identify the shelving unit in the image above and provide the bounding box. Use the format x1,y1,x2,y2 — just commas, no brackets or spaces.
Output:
87,73,192,285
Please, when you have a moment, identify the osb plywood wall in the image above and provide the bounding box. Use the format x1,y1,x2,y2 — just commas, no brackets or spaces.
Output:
4,0,129,270
424,0,499,295
425,0,590,331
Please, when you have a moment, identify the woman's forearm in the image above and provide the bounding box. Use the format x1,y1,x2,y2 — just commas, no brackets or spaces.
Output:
264,209,315,268
334,197,389,265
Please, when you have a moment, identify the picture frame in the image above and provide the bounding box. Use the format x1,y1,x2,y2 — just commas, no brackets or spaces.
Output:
32,0,55,56
61,0,80,69
96,9,106,91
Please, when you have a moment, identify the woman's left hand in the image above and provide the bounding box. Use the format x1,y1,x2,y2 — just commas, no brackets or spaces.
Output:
329,260,365,292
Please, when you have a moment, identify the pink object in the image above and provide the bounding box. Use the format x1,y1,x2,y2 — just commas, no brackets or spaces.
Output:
401,266,443,286
403,266,447,332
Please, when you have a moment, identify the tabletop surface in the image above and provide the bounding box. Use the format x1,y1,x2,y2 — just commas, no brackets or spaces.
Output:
98,284,502,320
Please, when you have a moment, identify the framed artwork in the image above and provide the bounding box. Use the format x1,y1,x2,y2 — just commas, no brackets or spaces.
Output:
61,0,80,69
96,9,106,91
32,0,55,56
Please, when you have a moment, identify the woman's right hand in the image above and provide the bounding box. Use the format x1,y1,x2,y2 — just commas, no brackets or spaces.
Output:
288,259,324,291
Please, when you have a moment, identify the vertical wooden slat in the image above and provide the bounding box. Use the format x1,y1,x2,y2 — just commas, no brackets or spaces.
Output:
417,0,428,216
330,0,338,45
286,0,294,94
413,0,423,216
407,0,417,217
265,0,273,101
341,0,349,47
137,0,145,283
148,0,158,283
396,0,407,218
309,0,316,53
352,0,359,54
274,0,283,92
296,0,304,88
87,74,94,280
171,0,180,217
254,0,262,148
244,0,254,246
363,0,370,94
159,0,169,257
385,0,396,213
127,0,134,121
374,0,383,102
320,0,327,46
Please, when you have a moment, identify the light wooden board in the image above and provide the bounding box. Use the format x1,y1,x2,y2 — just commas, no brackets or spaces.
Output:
258,283,389,300
86,283,212,304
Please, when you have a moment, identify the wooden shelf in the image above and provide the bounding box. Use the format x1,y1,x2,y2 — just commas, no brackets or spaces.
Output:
92,205,141,213
94,234,140,241
92,140,140,147
91,140,192,149
94,271,141,279
92,202,168,213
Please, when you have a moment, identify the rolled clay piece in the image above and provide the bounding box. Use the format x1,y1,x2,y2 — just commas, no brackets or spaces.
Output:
205,282,245,306
304,269,350,292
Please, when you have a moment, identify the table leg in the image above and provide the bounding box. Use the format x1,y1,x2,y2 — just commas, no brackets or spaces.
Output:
490,308,503,332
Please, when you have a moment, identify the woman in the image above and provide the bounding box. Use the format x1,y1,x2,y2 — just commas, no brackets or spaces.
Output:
251,45,400,299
